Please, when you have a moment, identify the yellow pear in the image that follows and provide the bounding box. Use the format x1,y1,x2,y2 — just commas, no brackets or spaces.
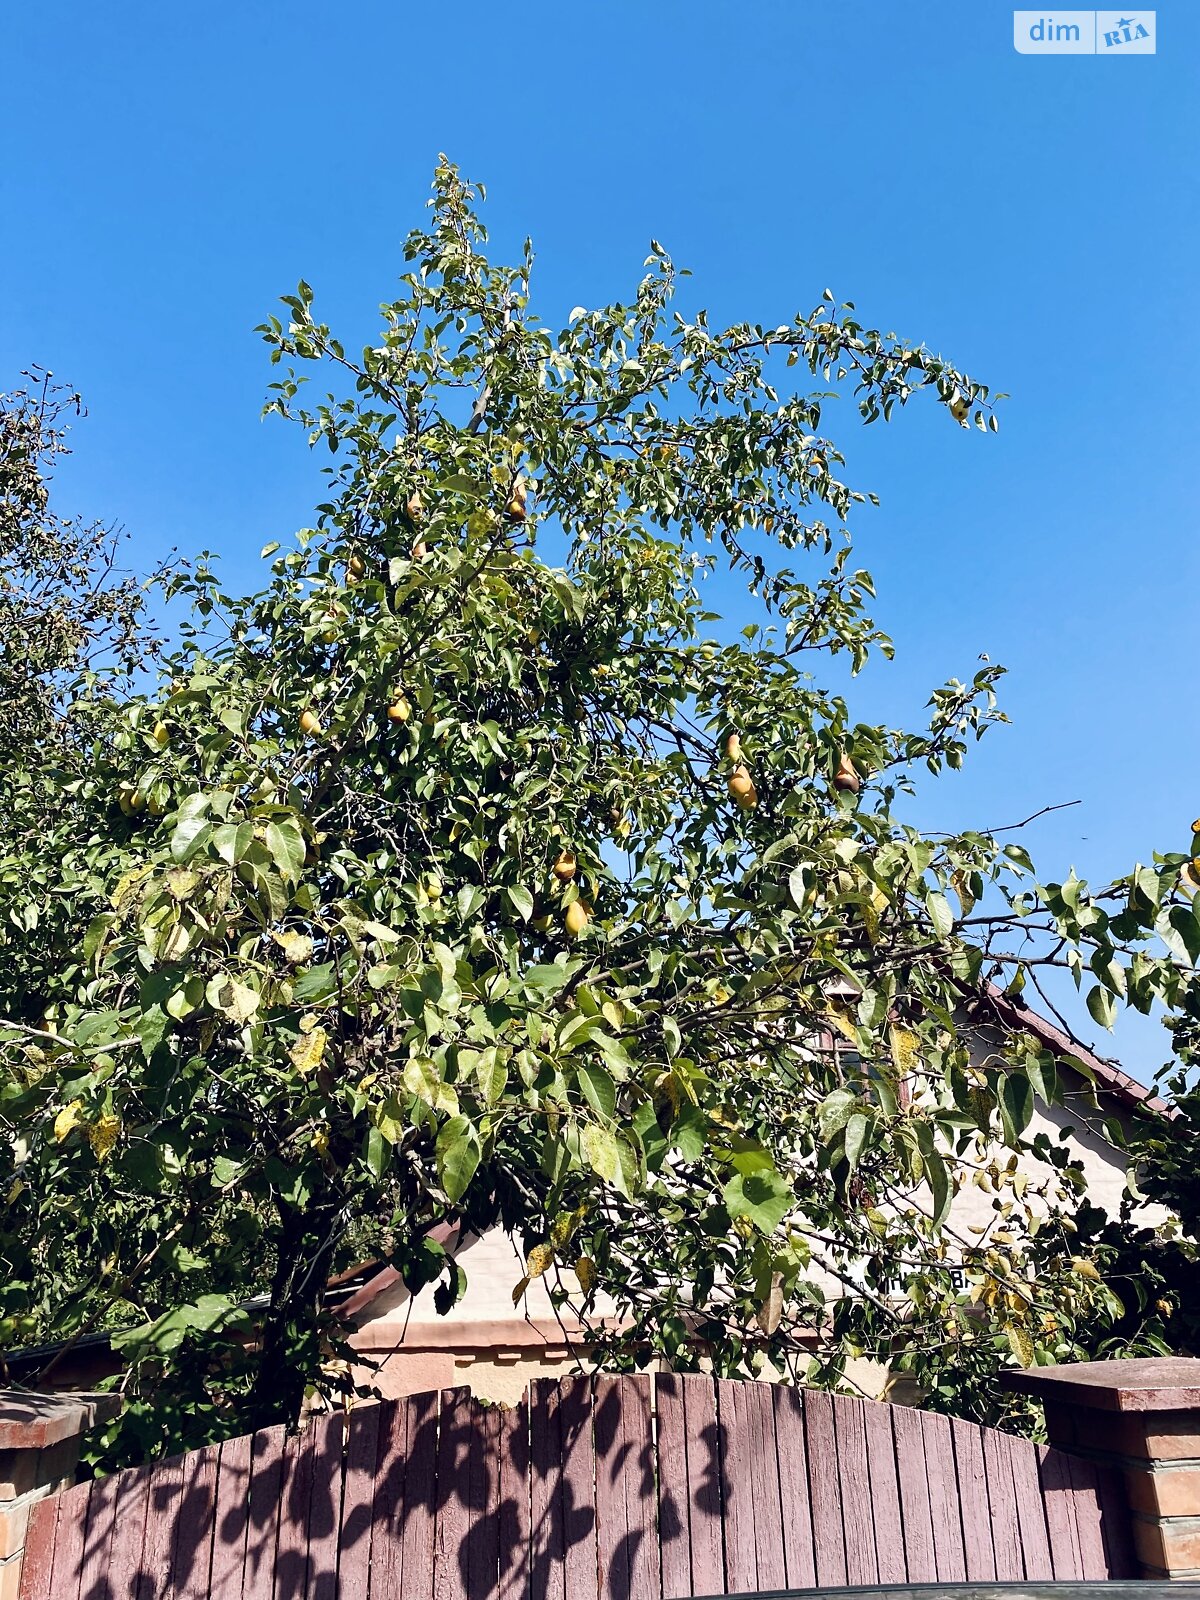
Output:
506,475,527,521
949,392,970,423
347,552,366,582
423,873,443,901
834,754,860,794
728,765,757,809
300,709,323,738
565,900,591,939
387,696,412,724
552,849,577,882
412,539,429,561
151,721,170,748
532,913,554,932
723,730,743,762
407,489,425,522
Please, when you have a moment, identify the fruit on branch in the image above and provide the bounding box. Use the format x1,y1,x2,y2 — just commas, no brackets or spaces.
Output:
387,696,412,723
728,765,757,809
834,753,860,794
552,849,577,882
299,709,323,738
564,899,591,938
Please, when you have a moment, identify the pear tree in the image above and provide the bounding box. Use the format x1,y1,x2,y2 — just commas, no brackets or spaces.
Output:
3,162,1197,1464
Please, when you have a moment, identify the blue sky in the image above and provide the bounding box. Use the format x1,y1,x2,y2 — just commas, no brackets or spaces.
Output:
2,2,1195,1078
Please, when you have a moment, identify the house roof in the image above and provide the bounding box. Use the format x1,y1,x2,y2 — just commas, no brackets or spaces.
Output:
973,982,1169,1117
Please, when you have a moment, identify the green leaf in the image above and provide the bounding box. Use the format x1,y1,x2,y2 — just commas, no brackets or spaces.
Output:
505,885,534,922
583,1123,620,1184
436,1115,481,1202
925,890,954,940
265,820,306,882
576,1062,616,1121
999,1073,1034,1145
723,1167,792,1233
818,1089,857,1143
1086,984,1117,1031
843,1111,870,1173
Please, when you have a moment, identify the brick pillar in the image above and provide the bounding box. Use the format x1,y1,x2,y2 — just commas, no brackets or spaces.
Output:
0,1392,117,1600
1005,1356,1200,1581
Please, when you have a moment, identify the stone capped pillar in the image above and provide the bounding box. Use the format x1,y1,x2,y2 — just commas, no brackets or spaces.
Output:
0,1392,117,1600
1006,1356,1200,1580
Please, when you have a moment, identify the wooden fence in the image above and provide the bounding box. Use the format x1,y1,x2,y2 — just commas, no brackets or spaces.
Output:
20,1375,1137,1600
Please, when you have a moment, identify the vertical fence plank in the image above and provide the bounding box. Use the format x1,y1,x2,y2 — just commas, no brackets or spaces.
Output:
982,1427,1024,1581
464,1403,502,1600
434,1390,473,1600
136,1460,180,1600
1039,1444,1083,1579
654,1377,690,1600
107,1465,153,1600
1065,1452,1110,1578
714,1383,756,1598
744,1384,785,1594
862,1403,905,1585
950,1418,995,1583
833,1398,877,1587
78,1466,121,1600
304,1415,345,1600
53,1482,93,1600
334,1404,381,1600
277,1431,317,1600
802,1390,846,1589
399,1391,440,1600
242,1428,285,1600
529,1382,564,1600
1007,1437,1052,1581
497,1394,531,1600
365,1400,408,1600
679,1378,722,1599
921,1412,966,1584
19,1491,60,1600
210,1435,251,1600
892,1404,935,1582
619,1376,657,1600
558,1378,596,1600
772,1387,815,1592
594,1376,630,1600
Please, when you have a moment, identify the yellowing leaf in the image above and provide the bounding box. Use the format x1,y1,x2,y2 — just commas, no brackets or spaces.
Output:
273,930,315,965
165,868,201,901
403,1056,459,1115
889,1026,920,1076
1070,1257,1101,1281
756,1271,785,1336
54,1101,84,1142
1006,1322,1035,1367
88,1113,122,1161
575,1255,597,1293
825,1003,858,1044
290,1027,328,1076
206,976,261,1023
526,1242,555,1278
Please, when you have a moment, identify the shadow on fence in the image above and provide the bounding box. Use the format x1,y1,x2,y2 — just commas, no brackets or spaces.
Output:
25,1373,1135,1600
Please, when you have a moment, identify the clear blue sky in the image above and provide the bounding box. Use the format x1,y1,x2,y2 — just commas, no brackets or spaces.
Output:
2,2,1196,1078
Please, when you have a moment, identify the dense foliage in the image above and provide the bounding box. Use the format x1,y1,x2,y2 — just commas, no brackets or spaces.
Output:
3,165,1197,1465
